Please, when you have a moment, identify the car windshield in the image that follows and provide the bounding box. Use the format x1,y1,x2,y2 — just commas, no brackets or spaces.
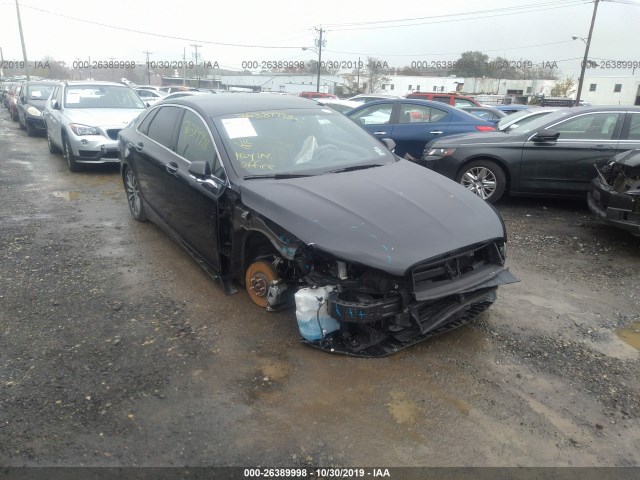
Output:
215,108,396,178
27,84,55,100
64,85,146,109
509,109,574,134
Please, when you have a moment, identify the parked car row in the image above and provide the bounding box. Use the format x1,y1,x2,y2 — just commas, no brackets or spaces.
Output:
7,79,639,239
3,87,521,355
420,106,640,206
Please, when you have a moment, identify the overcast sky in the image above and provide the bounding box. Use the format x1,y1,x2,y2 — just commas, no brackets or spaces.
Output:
1,0,639,78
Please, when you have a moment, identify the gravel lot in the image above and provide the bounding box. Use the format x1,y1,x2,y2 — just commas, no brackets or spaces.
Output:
1,109,639,469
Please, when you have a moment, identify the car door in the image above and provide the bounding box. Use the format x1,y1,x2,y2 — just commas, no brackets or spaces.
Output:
162,108,225,270
348,101,396,141
132,106,182,217
391,102,451,159
44,85,64,147
618,111,640,148
518,111,625,195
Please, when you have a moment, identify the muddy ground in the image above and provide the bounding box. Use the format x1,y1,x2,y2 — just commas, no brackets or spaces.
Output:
1,109,639,468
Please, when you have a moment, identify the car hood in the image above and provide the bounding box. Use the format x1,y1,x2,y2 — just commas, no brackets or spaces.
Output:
429,131,517,147
240,160,506,276
611,149,640,167
62,108,144,127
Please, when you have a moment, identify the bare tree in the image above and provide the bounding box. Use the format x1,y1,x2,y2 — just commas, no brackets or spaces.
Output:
550,76,576,97
364,57,390,93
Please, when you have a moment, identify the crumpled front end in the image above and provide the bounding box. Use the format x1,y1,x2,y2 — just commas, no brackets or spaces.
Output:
588,155,640,236
296,240,518,357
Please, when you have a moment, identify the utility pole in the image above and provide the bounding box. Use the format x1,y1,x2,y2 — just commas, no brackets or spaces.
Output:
108,57,116,81
315,27,324,93
357,56,360,92
190,43,202,88
183,48,187,86
575,0,599,106
15,0,30,80
143,51,152,85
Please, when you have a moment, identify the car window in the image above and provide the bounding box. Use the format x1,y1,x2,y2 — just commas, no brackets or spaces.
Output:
217,108,395,177
627,113,640,140
470,110,498,121
55,85,63,105
399,104,447,124
146,106,181,149
176,110,218,166
28,84,54,100
350,103,393,125
432,96,451,104
552,113,621,140
137,108,159,135
455,98,476,107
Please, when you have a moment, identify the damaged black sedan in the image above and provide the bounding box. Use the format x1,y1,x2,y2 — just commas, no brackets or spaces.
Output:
118,94,517,357
588,149,640,236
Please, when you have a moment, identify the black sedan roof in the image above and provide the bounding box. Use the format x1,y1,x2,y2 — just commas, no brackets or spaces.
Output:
160,93,325,116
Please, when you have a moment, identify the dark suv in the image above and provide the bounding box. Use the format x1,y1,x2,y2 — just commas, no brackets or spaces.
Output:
16,80,57,136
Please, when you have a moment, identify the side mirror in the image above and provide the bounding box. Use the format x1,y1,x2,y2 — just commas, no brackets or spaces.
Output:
380,138,396,152
52,100,60,110
357,118,366,126
532,128,560,142
188,160,211,178
20,96,26,103
189,161,223,193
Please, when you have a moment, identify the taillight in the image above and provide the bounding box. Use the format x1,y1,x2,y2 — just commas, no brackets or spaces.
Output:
475,125,496,131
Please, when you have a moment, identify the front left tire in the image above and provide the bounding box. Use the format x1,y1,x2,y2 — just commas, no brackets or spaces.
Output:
62,134,80,172
245,260,278,308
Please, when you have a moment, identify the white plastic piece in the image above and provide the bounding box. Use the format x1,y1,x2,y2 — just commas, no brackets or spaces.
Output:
294,286,340,341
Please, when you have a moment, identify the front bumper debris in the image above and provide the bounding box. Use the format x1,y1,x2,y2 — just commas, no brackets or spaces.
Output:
302,267,518,357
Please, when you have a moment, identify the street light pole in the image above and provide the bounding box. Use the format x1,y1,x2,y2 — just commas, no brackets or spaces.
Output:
315,27,323,93
575,0,599,106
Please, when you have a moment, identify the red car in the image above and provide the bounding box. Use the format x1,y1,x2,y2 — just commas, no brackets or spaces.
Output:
405,92,481,107
298,91,337,100
7,82,23,122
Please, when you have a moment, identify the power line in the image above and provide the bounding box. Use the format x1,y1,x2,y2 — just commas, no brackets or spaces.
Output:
20,4,308,49
323,0,584,27
323,40,579,57
327,1,590,31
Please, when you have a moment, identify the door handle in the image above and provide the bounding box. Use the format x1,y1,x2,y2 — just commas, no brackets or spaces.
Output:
373,131,387,135
165,162,179,174
590,145,612,151
134,141,143,152
429,131,444,135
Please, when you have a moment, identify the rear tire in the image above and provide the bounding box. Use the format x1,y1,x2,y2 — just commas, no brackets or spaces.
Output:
26,122,34,137
456,160,506,203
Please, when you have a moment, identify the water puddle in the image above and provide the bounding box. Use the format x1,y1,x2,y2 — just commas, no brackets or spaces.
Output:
388,392,423,425
52,191,81,201
259,359,293,382
616,321,640,351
